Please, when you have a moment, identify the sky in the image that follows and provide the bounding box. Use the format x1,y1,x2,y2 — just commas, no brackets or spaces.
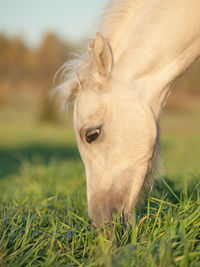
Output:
0,0,108,47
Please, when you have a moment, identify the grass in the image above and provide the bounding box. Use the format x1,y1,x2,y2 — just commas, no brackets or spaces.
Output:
0,107,200,266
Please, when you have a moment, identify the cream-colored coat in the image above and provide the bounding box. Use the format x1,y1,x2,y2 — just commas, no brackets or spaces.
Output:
57,0,200,225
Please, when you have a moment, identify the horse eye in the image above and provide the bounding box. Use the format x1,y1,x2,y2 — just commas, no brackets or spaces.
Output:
86,127,101,143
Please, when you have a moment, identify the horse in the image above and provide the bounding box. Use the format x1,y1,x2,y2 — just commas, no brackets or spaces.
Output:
56,0,200,226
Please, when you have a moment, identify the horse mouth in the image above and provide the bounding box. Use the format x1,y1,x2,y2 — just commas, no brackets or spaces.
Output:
89,202,133,227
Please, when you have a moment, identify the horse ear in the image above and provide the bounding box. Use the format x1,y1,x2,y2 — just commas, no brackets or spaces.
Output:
89,32,113,81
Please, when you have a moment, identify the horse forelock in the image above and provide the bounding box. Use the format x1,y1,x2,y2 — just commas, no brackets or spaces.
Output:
54,0,138,109
53,54,88,108
54,49,108,109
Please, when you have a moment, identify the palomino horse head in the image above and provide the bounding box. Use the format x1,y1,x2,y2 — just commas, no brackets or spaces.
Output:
57,0,200,226
58,33,158,225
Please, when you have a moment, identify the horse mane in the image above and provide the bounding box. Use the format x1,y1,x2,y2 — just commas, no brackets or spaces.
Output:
100,0,136,40
55,0,135,107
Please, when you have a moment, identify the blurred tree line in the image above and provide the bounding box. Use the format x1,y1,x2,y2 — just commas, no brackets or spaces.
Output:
0,32,75,122
0,32,199,121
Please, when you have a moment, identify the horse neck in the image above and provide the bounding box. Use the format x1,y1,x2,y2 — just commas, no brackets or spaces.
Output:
102,0,200,118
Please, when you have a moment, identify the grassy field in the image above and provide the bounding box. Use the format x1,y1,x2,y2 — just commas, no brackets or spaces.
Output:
0,107,200,266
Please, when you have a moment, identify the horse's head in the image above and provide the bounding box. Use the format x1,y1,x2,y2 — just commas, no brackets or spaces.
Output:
60,33,158,226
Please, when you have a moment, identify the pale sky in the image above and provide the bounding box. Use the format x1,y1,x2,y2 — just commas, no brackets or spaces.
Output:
0,0,108,46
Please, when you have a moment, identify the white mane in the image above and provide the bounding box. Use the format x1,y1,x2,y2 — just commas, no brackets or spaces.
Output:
100,0,136,39
55,0,135,107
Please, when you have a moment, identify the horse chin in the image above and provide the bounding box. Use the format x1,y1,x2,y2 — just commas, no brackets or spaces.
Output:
89,205,133,228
